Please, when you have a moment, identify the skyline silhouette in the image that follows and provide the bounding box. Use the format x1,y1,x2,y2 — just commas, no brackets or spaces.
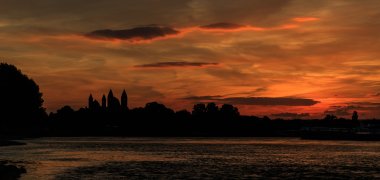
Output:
0,62,371,139
47,88,366,137
2,62,380,139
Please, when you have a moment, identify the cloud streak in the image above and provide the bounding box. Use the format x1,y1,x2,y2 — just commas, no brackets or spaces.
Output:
199,22,245,29
182,95,223,101
134,61,219,68
221,97,320,106
183,96,320,106
292,17,320,22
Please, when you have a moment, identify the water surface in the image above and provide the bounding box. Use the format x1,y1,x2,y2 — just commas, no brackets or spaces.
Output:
0,137,380,179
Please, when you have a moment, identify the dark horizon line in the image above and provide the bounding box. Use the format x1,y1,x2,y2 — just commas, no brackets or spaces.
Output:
48,89,369,120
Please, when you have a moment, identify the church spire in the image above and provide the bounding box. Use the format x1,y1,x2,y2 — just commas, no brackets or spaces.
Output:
102,94,106,108
121,89,128,110
107,89,114,108
88,94,94,109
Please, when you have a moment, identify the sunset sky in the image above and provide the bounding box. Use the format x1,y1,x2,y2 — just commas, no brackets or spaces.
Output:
1,0,380,119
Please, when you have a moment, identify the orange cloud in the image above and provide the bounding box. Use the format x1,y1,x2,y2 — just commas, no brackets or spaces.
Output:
292,17,320,22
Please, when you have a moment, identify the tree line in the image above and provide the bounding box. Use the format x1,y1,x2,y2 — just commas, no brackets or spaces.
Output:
0,63,363,137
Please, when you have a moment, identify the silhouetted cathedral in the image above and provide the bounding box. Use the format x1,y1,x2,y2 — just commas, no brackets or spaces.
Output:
88,89,128,111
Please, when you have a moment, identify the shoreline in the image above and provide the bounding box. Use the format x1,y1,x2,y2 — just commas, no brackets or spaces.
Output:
0,140,26,147
0,161,26,180
0,140,27,179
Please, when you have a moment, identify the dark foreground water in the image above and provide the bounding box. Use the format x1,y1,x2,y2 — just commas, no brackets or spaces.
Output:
0,137,380,179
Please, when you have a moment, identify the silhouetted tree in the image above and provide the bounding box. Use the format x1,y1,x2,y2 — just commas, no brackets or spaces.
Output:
0,63,46,135
206,103,219,114
57,105,74,115
192,103,206,117
352,111,358,121
220,104,239,120
175,109,191,119
144,102,174,116
324,114,337,121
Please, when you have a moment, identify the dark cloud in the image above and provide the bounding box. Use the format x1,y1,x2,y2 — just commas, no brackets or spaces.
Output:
206,68,251,81
221,97,319,106
86,26,179,40
135,61,218,68
200,22,244,29
182,95,223,101
351,102,380,106
182,96,319,106
254,87,267,93
271,112,310,118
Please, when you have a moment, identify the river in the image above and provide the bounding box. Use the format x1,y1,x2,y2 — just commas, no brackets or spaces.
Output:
0,137,379,179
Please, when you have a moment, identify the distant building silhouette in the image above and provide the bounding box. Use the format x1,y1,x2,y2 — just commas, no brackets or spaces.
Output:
88,94,101,110
87,90,128,112
106,89,120,111
102,95,106,109
88,94,94,109
93,100,100,110
121,89,128,110
107,90,114,108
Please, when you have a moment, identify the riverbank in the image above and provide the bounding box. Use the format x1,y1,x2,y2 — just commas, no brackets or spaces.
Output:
0,140,26,147
0,161,26,180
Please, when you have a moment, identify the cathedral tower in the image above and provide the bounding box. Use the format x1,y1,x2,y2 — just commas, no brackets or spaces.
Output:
121,89,128,110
